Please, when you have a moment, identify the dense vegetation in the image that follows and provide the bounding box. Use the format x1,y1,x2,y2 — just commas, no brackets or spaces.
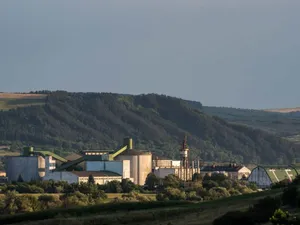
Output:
201,106,300,137
213,176,300,225
0,173,257,224
0,91,299,164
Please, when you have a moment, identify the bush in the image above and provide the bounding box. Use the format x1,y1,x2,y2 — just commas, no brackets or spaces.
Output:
228,189,241,196
202,180,219,190
60,191,90,207
270,209,290,225
0,201,191,224
208,187,230,199
186,191,202,201
38,195,61,210
282,185,300,207
15,184,44,194
163,188,186,201
213,196,282,225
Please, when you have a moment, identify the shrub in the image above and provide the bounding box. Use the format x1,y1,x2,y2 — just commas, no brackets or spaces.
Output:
15,196,39,213
105,181,123,193
162,188,186,201
38,195,61,210
202,180,219,190
228,189,241,196
282,185,300,207
208,187,230,199
60,191,90,207
213,196,282,225
269,209,290,225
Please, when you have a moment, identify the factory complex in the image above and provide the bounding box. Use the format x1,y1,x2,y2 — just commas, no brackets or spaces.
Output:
4,137,300,188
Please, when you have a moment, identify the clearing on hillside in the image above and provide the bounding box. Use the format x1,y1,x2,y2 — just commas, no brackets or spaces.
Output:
264,107,300,113
0,93,47,110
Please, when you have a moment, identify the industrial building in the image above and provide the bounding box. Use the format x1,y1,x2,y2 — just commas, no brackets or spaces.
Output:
45,171,122,185
152,136,201,181
200,164,251,180
5,138,152,185
248,165,300,188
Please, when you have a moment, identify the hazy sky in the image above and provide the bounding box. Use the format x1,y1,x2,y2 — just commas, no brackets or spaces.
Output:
1,1,300,109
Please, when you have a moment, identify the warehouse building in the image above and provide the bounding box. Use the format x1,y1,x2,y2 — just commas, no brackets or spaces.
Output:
248,165,300,188
44,171,122,185
200,164,251,180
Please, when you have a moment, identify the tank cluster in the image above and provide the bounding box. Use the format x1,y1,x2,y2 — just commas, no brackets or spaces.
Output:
5,138,153,186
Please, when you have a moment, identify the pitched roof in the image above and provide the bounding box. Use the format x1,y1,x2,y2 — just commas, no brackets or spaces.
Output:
70,170,122,177
254,166,299,183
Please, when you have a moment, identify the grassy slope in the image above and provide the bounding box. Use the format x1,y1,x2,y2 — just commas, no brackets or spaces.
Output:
11,189,282,225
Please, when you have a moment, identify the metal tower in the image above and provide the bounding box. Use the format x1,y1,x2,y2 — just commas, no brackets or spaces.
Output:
179,134,189,180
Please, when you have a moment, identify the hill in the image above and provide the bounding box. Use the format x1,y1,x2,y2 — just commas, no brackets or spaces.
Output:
200,106,300,137
0,91,299,164
0,93,46,110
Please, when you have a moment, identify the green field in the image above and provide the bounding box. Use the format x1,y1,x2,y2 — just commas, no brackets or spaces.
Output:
0,93,46,110
1,189,282,225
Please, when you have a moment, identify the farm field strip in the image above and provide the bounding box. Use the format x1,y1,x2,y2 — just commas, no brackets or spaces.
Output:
0,93,47,110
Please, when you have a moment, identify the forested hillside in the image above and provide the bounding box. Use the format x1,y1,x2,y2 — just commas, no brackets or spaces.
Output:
0,91,299,164
200,106,300,136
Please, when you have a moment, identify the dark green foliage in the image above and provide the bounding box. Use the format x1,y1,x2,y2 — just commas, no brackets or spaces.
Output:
156,187,186,201
270,209,290,225
15,183,44,194
88,175,95,184
272,179,292,189
213,211,255,225
282,185,300,207
121,179,140,193
17,175,23,183
213,196,282,225
0,91,299,164
201,106,300,137
145,173,160,190
163,174,182,188
192,173,202,182
0,200,191,225
104,180,123,193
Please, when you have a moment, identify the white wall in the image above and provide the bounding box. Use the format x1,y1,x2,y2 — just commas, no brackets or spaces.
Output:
86,160,131,179
122,160,131,179
79,176,122,185
248,167,272,188
43,171,78,184
44,171,122,185
6,156,41,182
154,168,176,178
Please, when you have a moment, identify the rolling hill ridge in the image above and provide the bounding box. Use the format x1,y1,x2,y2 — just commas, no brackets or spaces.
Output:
0,91,299,164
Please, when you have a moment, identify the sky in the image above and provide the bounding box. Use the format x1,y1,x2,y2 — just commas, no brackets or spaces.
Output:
0,0,300,109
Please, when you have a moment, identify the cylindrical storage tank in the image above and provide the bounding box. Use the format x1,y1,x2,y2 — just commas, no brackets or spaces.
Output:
115,150,152,185
38,156,46,177
5,156,40,182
